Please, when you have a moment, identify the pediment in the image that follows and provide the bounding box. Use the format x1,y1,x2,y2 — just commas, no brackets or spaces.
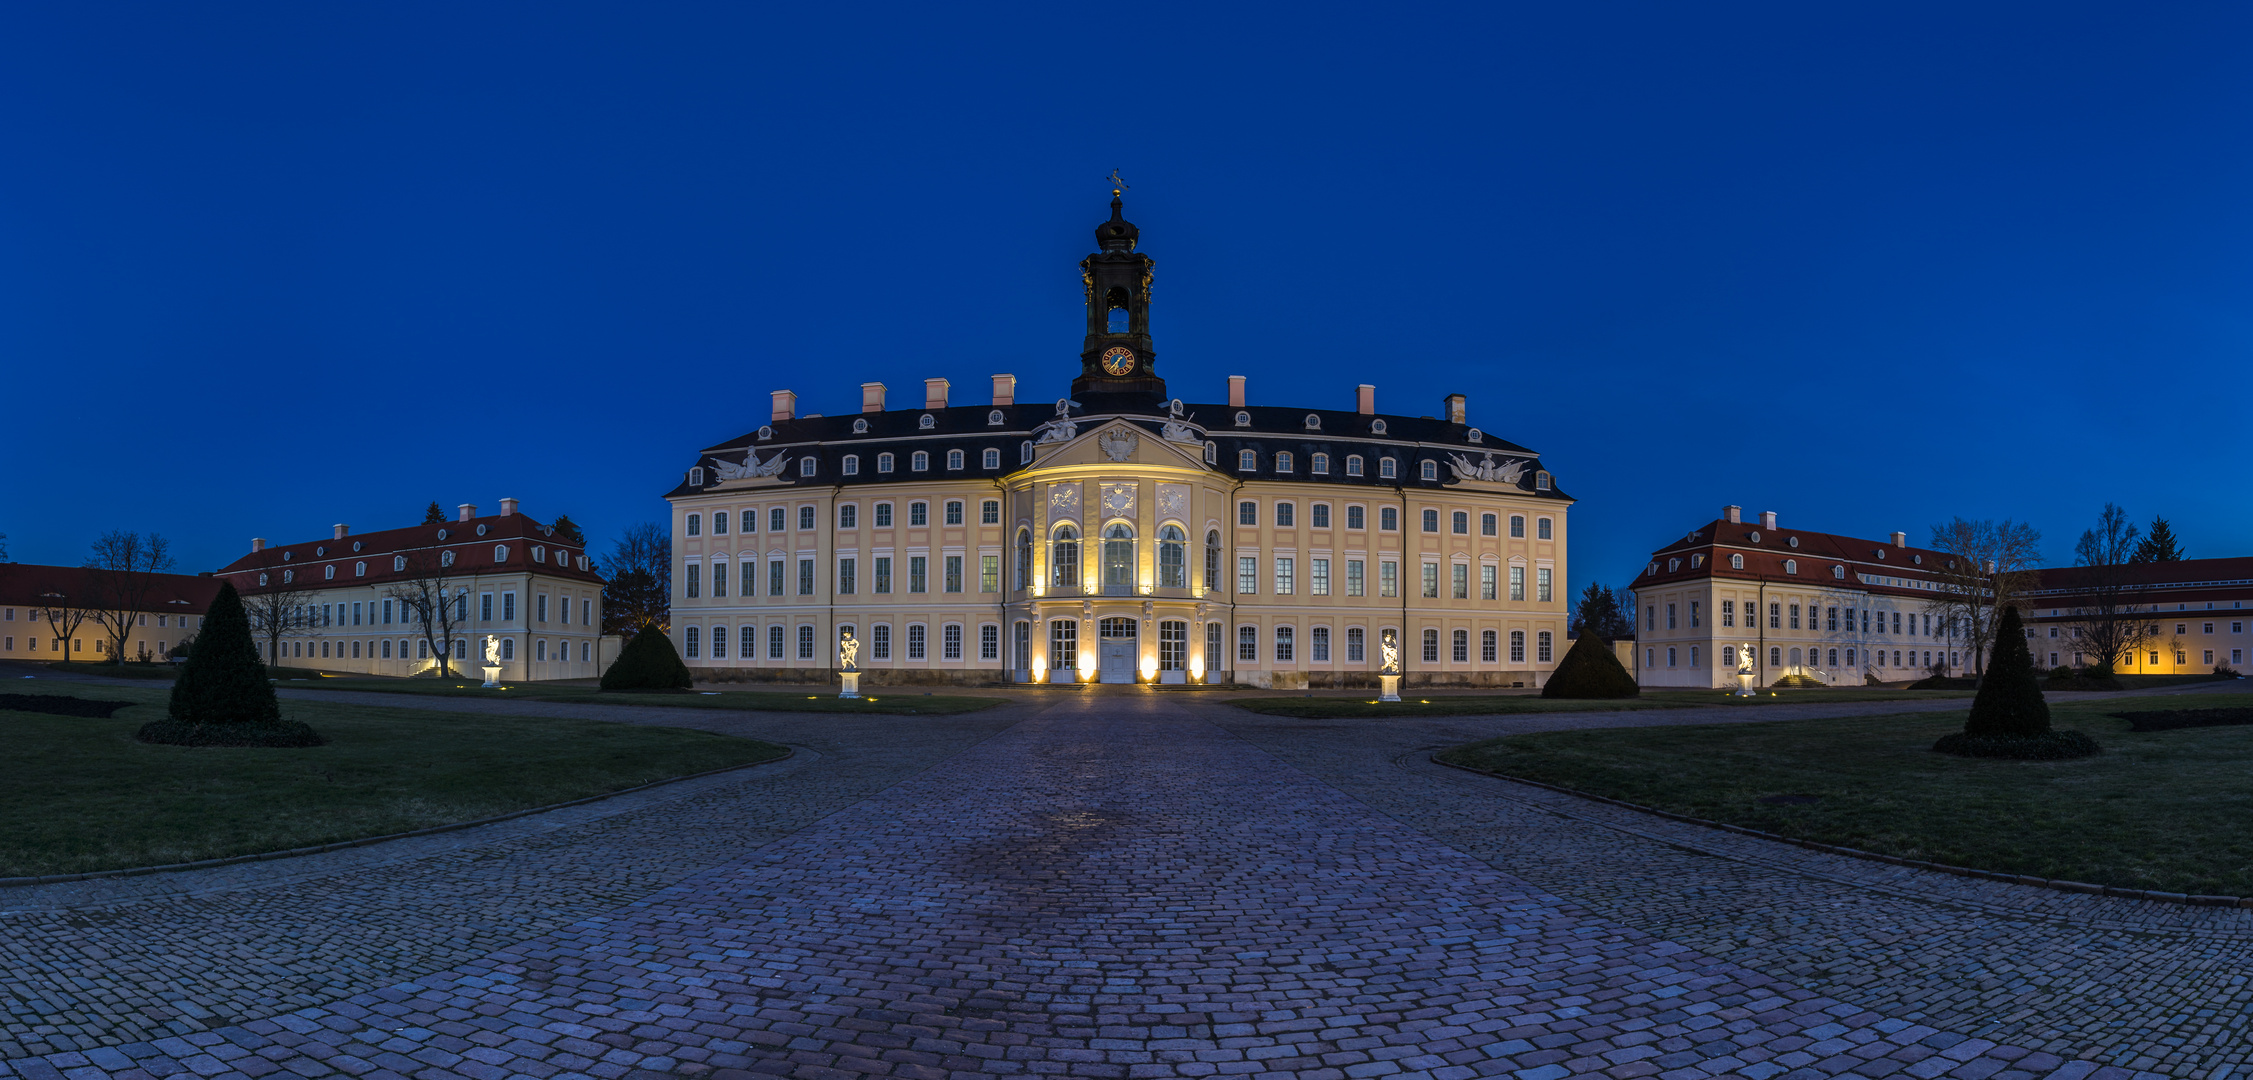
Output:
1029,420,1209,471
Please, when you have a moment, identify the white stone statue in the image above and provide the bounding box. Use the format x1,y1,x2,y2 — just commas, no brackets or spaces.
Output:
838,631,858,671
1446,452,1527,486
1098,429,1139,462
482,635,501,665
1159,399,1199,443
1034,399,1083,445
1379,630,1401,675
712,449,789,481
1738,642,1756,674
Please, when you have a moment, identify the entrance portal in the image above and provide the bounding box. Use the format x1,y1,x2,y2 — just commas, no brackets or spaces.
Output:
1098,617,1137,684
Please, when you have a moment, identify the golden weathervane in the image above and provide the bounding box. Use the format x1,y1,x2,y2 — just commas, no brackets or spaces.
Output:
1107,169,1129,196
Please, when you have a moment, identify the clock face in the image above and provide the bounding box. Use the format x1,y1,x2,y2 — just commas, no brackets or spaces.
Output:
1100,346,1136,376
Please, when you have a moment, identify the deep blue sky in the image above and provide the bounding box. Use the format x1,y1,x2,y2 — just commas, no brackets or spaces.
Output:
5,4,2250,593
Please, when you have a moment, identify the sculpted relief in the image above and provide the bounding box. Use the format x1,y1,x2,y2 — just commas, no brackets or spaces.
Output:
1048,482,1081,523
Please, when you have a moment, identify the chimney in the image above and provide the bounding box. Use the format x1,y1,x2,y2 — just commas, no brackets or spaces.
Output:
924,378,949,410
991,373,1016,406
500,498,518,517
1444,393,1467,425
1356,384,1376,415
252,537,266,553
861,383,886,413
1228,375,1247,408
770,389,796,423
458,504,477,522
332,524,349,540
1723,505,1741,524
1760,510,1778,530
1891,530,1907,547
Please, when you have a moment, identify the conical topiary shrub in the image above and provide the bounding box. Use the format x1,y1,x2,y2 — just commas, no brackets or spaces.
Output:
138,581,324,747
1541,633,1640,698
599,625,694,691
1934,605,2097,759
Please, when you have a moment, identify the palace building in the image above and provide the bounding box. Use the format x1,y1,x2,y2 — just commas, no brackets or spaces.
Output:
215,499,608,681
664,194,1575,687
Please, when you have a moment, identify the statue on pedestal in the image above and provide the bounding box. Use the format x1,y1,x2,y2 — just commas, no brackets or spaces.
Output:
839,631,859,671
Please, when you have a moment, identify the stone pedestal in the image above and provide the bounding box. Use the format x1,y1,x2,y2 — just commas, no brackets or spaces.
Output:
481,664,503,689
838,671,861,699
1735,671,1757,697
1379,674,1402,702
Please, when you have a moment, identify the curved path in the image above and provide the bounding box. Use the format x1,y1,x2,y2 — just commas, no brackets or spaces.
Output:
0,684,2246,1080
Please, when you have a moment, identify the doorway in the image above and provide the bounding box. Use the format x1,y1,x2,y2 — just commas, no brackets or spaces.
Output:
1098,617,1137,683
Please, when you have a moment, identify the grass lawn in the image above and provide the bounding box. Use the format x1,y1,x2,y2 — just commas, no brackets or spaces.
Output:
297,678,1007,715
1232,687,1972,719
1,685,788,877
1436,693,2253,896
42,661,181,680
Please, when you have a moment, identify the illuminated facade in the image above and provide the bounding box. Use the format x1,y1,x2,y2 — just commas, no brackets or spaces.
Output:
665,196,1575,687
215,500,608,681
1630,507,1981,687
2016,557,2253,674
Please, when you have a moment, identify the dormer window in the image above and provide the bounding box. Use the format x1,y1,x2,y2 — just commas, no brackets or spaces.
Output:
988,409,1004,426
494,544,509,562
352,541,362,552
476,524,488,536
440,550,455,567
1667,558,1680,572
1345,455,1364,477
1787,536,1799,548
1370,419,1387,435
842,454,860,475
282,550,293,561
1378,457,1397,479
1648,562,1658,575
1784,559,1798,574
689,467,707,486
852,418,869,434
1420,460,1438,481
1730,554,1744,570
315,546,326,557
1235,411,1251,427
983,448,1001,469
1833,565,1846,579
1913,554,1923,565
323,565,335,580
757,426,773,441
1238,449,1257,471
1311,452,1330,475
1304,413,1321,430
1467,428,1482,444
911,451,930,471
799,457,817,477
1691,554,1704,568
355,561,366,576
946,449,965,470
282,569,293,583
1534,470,1552,491
259,573,269,586
1276,451,1294,473
533,546,546,563
919,413,935,429
878,452,895,473
394,556,406,572
1022,441,1035,463
1202,441,1216,463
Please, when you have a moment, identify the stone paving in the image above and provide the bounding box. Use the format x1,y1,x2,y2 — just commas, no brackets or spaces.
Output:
1,685,2248,1080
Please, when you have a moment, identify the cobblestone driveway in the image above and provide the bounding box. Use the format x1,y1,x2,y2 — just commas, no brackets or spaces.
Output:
2,688,2245,1080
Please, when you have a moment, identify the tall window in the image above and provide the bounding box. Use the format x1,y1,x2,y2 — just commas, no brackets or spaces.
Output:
1481,629,1497,662
1206,530,1222,591
1509,565,1525,601
1238,556,1258,595
1451,564,1467,599
1421,562,1439,598
873,624,892,660
874,556,892,594
1015,529,1032,590
1347,505,1365,530
1510,630,1526,663
981,555,999,593
769,624,784,659
1480,565,1496,600
1310,626,1330,662
1538,518,1553,540
1158,525,1186,588
1421,628,1439,662
980,624,999,660
943,624,962,659
798,624,816,659
1310,558,1330,596
1160,621,1187,670
910,556,928,593
1052,526,1080,588
837,558,856,594
1051,620,1076,669
684,627,699,658
798,559,814,595
1238,624,1258,662
1102,524,1135,591
945,555,963,593
1452,629,1468,662
1537,567,1552,603
1347,560,1365,597
1274,625,1295,661
1380,561,1398,597
907,624,926,659
1275,557,1295,595
1537,631,1553,663
1347,626,1365,662
712,563,728,598
741,625,756,659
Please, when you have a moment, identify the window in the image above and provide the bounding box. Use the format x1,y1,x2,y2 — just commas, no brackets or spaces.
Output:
770,624,785,659
799,457,818,478
911,451,930,471
871,624,892,660
945,555,964,593
1721,600,1734,627
1275,557,1296,595
1481,629,1497,663
1275,626,1295,662
705,629,722,660
983,448,1001,469
1509,565,1525,602
1422,509,1439,532
1346,505,1365,531
945,501,964,525
943,624,962,660
1537,518,1552,540
1688,601,1700,628
838,558,856,595
684,566,699,599
1276,502,1294,528
1346,455,1364,477
1239,624,1258,662
770,559,786,596
1420,460,1437,481
1538,631,1552,663
1311,453,1330,475
1537,568,1552,603
1159,525,1187,588
1421,562,1440,598
799,624,816,660
1239,449,1258,471
1014,622,1030,668
910,502,928,526
1784,559,1798,574
1347,627,1365,662
1771,602,1782,629
1510,630,1526,664
1422,628,1440,662
972,623,996,661
981,500,1000,524
355,561,366,577
1380,507,1398,531
686,514,701,537
798,558,814,595
1311,504,1330,528
1026,441,1037,464
1051,620,1078,669
1832,565,1845,579
1451,564,1467,599
1509,515,1525,538
1380,561,1398,597
1015,530,1032,590
1239,556,1258,595
1667,603,1677,630
1347,560,1365,597
1379,458,1397,479
1206,530,1222,591
741,625,756,659
393,556,405,572
1311,558,1330,596
1308,626,1330,662
1481,513,1497,537
1052,526,1079,588
842,455,859,476
946,449,965,470
1452,629,1468,662
1276,451,1294,473
910,555,928,593
1239,501,1258,526
877,452,895,474
981,555,999,593
771,507,787,532
684,627,699,658
1479,564,1496,600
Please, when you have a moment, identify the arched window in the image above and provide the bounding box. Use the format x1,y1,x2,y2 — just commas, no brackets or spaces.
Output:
1052,525,1080,588
1379,457,1398,479
798,457,817,477
1421,460,1438,481
842,454,860,475
532,546,546,563
258,573,269,586
911,451,930,471
1205,530,1222,591
1770,646,1782,666
1238,449,1257,471
494,545,509,562
687,514,702,536
1451,511,1468,534
1730,553,1744,569
440,550,455,567
354,561,366,576
1022,441,1035,463
983,448,1001,469
1016,528,1033,590
1452,629,1468,662
1107,293,1129,333
324,565,335,580
1833,565,1846,579
1783,559,1798,574
1481,629,1497,662
947,449,965,470
1102,523,1135,592
1346,455,1364,476
852,417,868,434
1311,452,1330,474
878,452,895,473
1275,451,1294,473
1158,524,1186,588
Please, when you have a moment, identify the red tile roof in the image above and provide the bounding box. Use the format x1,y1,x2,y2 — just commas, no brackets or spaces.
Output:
0,563,223,612
1631,518,1958,599
213,513,604,596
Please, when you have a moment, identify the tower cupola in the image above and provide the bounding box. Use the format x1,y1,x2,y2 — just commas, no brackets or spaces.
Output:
1073,174,1164,399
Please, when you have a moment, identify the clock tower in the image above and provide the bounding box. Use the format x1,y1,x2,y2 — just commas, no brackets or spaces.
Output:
1072,188,1164,399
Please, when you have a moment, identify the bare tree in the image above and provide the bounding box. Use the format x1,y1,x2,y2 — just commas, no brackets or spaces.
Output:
83,531,176,663
1923,517,2042,679
242,579,318,668
384,547,466,677
601,522,671,636
33,586,98,664
2062,503,2148,675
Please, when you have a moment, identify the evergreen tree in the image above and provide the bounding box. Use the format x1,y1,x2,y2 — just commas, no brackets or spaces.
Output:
2131,516,2184,563
600,625,694,691
1571,583,1628,642
1542,631,1640,698
551,514,586,544
167,581,280,724
423,501,447,525
1963,605,2048,737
